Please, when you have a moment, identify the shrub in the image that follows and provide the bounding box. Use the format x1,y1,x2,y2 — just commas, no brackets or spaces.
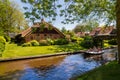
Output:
108,39,117,45
76,37,84,44
4,35,11,42
30,40,39,46
47,39,54,45
71,37,77,42
39,40,49,46
0,36,6,56
80,36,93,48
54,38,69,45
77,37,84,41
104,43,110,48
71,37,84,43
22,42,31,47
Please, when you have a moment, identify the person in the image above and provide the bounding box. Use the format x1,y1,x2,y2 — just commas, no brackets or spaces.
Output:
93,46,98,52
89,48,93,51
97,46,102,52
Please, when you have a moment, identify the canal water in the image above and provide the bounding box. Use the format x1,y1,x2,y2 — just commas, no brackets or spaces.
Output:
0,48,117,80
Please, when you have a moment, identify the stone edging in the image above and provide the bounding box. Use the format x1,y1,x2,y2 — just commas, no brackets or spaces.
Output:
0,50,86,62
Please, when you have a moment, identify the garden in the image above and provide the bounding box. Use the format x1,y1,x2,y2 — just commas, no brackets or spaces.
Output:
0,35,117,59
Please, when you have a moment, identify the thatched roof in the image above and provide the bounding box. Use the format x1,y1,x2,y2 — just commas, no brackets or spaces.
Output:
90,26,116,36
20,19,65,38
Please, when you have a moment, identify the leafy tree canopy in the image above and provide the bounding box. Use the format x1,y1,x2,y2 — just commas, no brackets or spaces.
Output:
73,19,99,33
21,0,116,24
0,0,28,36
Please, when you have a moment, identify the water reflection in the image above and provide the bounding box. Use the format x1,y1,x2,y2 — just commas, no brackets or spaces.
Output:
0,48,117,80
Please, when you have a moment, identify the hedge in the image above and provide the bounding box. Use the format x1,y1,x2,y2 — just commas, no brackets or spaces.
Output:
0,36,6,56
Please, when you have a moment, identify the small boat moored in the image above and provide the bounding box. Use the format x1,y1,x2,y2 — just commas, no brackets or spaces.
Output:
85,51,104,55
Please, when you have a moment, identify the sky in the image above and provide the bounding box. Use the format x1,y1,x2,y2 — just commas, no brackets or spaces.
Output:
10,0,78,30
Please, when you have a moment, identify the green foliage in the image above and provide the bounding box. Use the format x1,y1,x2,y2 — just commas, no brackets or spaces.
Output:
80,36,93,48
0,36,6,55
104,43,110,48
0,0,28,35
71,37,84,43
47,39,54,45
54,39,69,45
22,0,115,24
14,35,25,44
65,30,75,38
71,37,77,42
108,39,117,45
39,40,49,46
73,24,87,33
4,35,11,42
0,36,6,43
63,0,115,24
21,0,59,22
73,21,98,33
30,40,39,46
22,42,31,47
61,27,67,33
78,37,84,41
22,40,39,47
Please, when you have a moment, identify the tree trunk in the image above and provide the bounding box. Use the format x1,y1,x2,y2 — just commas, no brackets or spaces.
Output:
116,0,120,63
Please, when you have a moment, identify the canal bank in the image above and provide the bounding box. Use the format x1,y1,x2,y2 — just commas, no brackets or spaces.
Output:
0,50,86,62
0,46,117,62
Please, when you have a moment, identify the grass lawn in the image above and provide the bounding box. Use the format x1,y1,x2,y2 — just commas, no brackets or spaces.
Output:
1,43,85,59
74,61,120,80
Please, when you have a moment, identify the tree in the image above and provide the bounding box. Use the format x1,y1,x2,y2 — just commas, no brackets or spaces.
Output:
116,0,120,63
21,0,60,22
61,27,67,33
21,0,115,23
73,19,98,33
73,24,86,33
0,0,28,36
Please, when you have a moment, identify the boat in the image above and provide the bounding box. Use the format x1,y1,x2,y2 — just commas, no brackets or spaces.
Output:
85,50,104,55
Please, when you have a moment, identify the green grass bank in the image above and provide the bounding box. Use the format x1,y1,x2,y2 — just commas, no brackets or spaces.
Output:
73,61,120,80
1,43,85,59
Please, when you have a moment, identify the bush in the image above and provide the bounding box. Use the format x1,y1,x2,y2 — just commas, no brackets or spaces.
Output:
77,37,84,41
39,40,49,46
71,37,77,42
30,40,39,46
0,36,6,55
4,35,11,42
47,39,54,45
54,38,69,45
71,37,84,44
22,42,31,47
108,39,117,45
104,43,110,48
80,36,93,48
